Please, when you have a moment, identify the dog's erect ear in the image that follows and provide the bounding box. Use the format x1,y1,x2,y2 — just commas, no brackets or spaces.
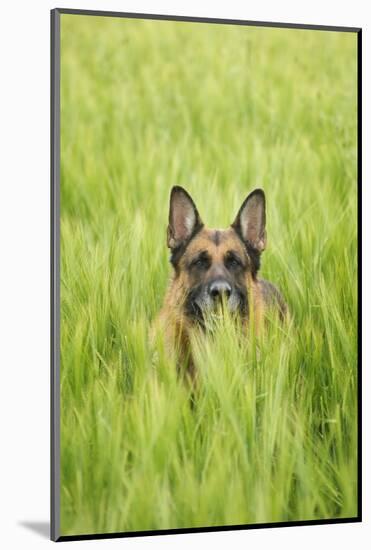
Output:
231,189,266,252
167,186,203,250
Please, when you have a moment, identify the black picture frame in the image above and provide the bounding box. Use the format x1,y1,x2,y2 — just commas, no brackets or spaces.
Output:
51,8,362,542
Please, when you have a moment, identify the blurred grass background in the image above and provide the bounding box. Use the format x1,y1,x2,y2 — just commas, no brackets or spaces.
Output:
59,14,358,536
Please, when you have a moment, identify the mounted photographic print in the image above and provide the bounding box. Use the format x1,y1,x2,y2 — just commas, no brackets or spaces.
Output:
51,8,361,542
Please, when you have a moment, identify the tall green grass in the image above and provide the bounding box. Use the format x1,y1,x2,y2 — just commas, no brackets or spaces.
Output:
59,15,358,535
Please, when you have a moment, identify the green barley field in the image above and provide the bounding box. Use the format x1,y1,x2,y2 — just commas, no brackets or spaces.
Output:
59,15,358,536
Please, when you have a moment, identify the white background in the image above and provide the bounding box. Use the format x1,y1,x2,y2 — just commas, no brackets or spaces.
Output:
0,0,368,548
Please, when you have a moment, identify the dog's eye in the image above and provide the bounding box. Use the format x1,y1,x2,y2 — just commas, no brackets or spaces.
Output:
191,256,209,269
195,258,207,267
226,256,241,269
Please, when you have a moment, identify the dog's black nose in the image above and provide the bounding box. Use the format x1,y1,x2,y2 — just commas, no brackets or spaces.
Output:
209,280,232,300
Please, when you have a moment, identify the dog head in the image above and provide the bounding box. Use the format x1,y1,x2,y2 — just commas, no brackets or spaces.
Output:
167,186,267,323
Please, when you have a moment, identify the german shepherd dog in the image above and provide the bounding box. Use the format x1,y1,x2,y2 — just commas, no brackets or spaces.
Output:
154,186,287,379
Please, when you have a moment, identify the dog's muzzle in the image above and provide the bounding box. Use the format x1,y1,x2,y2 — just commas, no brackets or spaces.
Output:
185,280,247,323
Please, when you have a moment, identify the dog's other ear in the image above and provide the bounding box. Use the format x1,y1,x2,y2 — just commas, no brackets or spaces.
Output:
167,186,203,250
232,189,266,252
